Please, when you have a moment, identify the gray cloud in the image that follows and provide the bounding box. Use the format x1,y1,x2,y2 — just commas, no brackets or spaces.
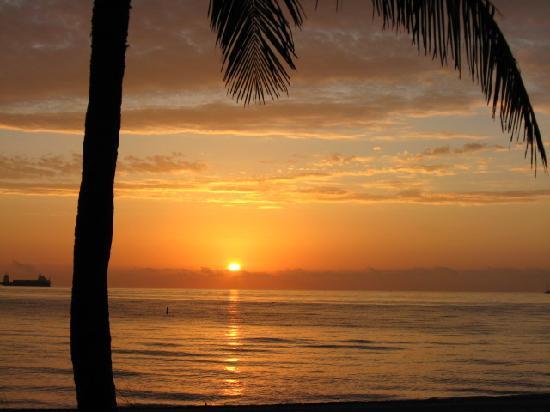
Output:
14,262,550,291
423,145,452,156
455,143,490,154
422,142,506,157
0,88,479,136
1,0,548,137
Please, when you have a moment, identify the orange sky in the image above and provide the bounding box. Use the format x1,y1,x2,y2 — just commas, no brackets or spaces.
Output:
1,0,549,289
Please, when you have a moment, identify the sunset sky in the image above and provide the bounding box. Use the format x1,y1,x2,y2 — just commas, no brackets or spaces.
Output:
1,0,549,288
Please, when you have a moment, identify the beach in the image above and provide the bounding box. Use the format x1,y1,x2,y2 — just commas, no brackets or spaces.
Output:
2,394,550,412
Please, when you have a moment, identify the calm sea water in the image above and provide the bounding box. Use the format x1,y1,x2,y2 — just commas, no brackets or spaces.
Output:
1,287,549,408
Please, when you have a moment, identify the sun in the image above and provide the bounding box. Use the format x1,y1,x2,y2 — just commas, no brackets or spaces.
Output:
227,263,241,272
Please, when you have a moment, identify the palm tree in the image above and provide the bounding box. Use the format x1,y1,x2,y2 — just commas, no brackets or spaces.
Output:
71,1,129,410
72,0,546,410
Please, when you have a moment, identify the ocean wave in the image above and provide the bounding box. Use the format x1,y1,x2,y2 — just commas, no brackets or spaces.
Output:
302,344,402,351
244,337,300,344
113,348,206,358
139,341,182,348
117,388,225,403
4,365,73,375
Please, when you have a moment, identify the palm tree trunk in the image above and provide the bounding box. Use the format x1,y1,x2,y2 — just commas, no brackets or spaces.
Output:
71,1,131,410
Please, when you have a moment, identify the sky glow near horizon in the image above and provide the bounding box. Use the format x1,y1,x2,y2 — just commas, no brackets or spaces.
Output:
1,0,550,285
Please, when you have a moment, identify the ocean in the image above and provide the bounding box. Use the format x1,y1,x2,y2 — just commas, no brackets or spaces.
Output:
1,287,549,408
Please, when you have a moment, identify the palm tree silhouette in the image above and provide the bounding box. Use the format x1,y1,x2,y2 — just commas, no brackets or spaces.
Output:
71,0,547,410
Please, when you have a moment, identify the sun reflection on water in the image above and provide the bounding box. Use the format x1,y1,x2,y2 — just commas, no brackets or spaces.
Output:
222,289,243,397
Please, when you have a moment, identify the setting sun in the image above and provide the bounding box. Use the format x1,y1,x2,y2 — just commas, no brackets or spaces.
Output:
227,263,241,272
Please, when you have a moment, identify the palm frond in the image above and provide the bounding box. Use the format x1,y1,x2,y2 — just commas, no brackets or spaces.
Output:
209,0,304,105
372,0,547,170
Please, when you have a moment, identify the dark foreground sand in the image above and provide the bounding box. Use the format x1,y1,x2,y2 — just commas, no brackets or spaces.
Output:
3,394,550,412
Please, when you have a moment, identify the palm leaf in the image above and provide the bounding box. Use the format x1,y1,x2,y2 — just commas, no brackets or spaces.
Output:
372,0,546,170
209,0,304,105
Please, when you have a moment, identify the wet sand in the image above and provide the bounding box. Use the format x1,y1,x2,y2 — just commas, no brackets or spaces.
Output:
3,394,550,412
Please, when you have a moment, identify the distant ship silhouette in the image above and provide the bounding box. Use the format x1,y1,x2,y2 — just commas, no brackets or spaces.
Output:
2,273,51,287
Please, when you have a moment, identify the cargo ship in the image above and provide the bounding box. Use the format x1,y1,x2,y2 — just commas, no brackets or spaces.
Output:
2,273,51,287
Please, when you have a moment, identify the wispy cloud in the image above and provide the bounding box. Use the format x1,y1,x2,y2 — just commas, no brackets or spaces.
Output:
121,153,206,174
2,156,549,206
0,153,81,179
422,142,505,157
0,152,206,180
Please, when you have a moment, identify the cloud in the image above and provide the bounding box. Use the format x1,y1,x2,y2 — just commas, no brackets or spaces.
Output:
3,168,549,206
345,189,550,205
0,87,481,137
7,0,444,109
318,153,359,166
0,152,206,180
286,183,550,205
0,153,81,179
18,263,550,291
423,145,451,156
121,153,206,174
454,142,491,154
2,145,548,206
421,142,507,157
0,261,550,293
1,0,548,207
3,0,548,140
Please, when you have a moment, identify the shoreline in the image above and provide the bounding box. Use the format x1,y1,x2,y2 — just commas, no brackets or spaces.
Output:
3,394,550,412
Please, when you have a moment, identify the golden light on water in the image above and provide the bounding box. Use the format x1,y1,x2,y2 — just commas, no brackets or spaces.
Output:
223,290,243,397
227,263,241,272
